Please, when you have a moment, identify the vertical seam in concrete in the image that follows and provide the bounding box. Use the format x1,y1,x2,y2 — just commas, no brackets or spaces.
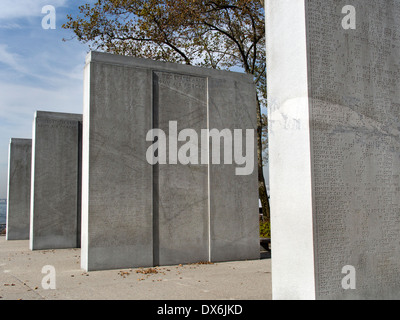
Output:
29,115,37,250
152,71,160,267
207,77,211,262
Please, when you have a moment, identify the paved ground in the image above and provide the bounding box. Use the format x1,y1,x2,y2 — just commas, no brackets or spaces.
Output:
0,236,272,300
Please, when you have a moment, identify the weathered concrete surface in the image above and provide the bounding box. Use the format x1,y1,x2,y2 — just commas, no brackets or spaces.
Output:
6,139,32,240
30,111,82,250
154,71,209,266
0,237,271,300
82,51,259,271
208,74,259,263
267,0,400,300
81,56,154,271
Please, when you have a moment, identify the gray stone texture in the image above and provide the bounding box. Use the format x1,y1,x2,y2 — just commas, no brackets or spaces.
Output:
30,111,82,250
82,51,259,271
267,0,400,299
154,71,209,266
6,139,32,240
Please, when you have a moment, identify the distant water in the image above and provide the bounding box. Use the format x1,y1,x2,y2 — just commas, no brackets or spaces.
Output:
0,201,6,225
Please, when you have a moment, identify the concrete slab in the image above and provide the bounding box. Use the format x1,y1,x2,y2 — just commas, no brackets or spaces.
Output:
6,139,31,240
30,111,82,250
267,0,400,299
82,51,259,271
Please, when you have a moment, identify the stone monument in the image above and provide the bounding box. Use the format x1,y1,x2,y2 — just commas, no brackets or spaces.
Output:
30,111,82,250
267,0,400,299
81,51,259,271
6,138,32,240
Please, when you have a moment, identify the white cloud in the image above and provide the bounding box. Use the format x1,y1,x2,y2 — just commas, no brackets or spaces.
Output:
0,43,86,83
0,79,83,121
0,0,67,20
0,23,23,29
0,44,28,73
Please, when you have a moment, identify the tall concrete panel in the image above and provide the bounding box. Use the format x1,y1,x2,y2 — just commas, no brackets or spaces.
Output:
30,111,82,250
6,139,32,240
81,57,154,271
154,71,209,266
208,76,259,263
267,0,400,299
82,51,259,271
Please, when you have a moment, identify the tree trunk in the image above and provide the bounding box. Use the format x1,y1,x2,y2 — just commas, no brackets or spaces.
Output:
256,95,270,221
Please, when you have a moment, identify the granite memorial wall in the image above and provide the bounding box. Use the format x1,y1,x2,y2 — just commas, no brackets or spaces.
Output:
267,0,400,299
81,51,259,271
30,111,82,250
6,138,32,240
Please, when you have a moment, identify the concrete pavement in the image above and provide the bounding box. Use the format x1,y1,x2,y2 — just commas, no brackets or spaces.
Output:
0,236,272,300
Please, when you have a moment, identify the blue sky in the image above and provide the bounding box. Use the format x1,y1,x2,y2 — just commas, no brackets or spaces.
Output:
0,0,92,198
